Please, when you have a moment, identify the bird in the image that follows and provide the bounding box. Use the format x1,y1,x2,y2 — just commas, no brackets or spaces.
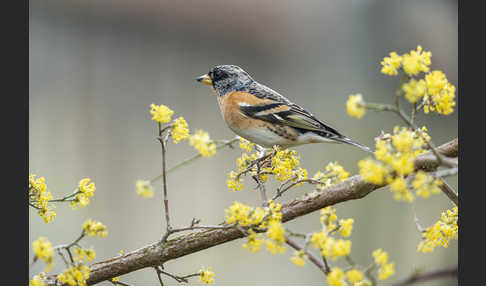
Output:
196,65,371,153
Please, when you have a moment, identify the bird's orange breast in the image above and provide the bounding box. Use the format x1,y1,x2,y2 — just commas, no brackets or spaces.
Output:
217,91,274,131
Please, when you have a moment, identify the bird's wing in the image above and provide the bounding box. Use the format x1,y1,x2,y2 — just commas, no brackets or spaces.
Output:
239,98,344,140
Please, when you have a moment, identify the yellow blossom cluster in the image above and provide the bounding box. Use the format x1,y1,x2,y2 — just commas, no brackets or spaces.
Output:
227,146,306,191
372,249,395,280
70,178,96,210
310,207,353,261
381,45,431,76
417,206,458,253
358,126,431,203
29,274,46,286
135,180,154,198
29,174,56,223
312,161,350,190
327,268,369,286
422,71,456,115
199,267,215,285
57,264,90,286
380,46,455,115
82,219,108,238
239,137,254,153
412,171,442,199
271,146,304,182
73,247,96,262
33,237,55,272
346,94,366,119
171,117,190,144
290,250,306,266
224,201,286,255
150,103,174,123
242,229,265,252
189,130,217,157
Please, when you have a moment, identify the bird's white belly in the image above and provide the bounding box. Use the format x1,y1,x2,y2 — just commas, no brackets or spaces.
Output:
231,127,295,148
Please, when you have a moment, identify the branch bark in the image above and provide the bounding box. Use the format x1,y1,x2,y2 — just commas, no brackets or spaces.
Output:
45,138,458,286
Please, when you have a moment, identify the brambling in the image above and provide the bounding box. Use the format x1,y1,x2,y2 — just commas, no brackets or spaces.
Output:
196,65,371,152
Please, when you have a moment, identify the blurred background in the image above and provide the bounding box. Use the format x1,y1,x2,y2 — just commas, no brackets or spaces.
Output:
29,0,458,285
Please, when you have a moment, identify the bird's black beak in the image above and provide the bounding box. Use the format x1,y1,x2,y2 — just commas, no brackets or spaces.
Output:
196,73,213,86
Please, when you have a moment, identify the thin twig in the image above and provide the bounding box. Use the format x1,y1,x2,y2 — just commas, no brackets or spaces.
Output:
285,237,327,275
158,128,172,242
150,137,239,184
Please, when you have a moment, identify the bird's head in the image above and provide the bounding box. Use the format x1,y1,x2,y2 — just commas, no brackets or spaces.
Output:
196,65,254,96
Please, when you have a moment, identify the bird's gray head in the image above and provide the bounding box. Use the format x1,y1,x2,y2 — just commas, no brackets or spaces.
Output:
196,65,254,96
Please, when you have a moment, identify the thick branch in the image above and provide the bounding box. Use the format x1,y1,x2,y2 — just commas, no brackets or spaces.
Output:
45,138,457,286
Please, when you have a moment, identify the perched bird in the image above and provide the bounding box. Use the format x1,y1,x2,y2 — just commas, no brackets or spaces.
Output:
196,65,371,152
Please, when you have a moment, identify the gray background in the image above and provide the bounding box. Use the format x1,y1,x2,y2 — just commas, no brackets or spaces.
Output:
29,0,458,285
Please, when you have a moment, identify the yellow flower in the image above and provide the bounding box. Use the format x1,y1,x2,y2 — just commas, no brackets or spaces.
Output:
378,262,395,280
267,220,285,244
70,178,96,210
135,180,154,198
239,137,254,153
327,239,351,260
199,267,215,285
401,45,431,76
150,103,173,123
372,248,388,265
339,218,354,237
328,268,346,286
372,249,395,280
29,275,46,286
79,178,96,196
325,161,350,182
390,153,414,176
111,277,120,283
83,219,108,238
402,79,426,103
425,70,448,96
423,71,456,115
346,94,366,119
311,231,328,250
346,269,364,285
242,230,265,252
29,174,56,223
266,240,286,255
358,158,388,185
271,147,300,181
57,264,90,286
224,201,252,226
171,117,189,144
320,206,338,231
290,250,306,266
226,171,243,192
33,237,55,273
189,130,217,157
417,206,458,253
389,176,414,203
73,247,96,262
380,52,402,76
412,171,442,198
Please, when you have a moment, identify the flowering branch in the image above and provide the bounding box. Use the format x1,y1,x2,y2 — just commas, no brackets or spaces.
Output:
43,138,457,286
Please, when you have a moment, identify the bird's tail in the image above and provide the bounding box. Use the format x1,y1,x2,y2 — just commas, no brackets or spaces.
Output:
335,136,373,153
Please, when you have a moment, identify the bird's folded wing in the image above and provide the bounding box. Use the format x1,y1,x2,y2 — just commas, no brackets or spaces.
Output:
239,102,342,137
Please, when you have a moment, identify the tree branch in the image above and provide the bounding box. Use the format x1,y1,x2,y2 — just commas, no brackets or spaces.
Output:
45,138,457,286
389,265,458,286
